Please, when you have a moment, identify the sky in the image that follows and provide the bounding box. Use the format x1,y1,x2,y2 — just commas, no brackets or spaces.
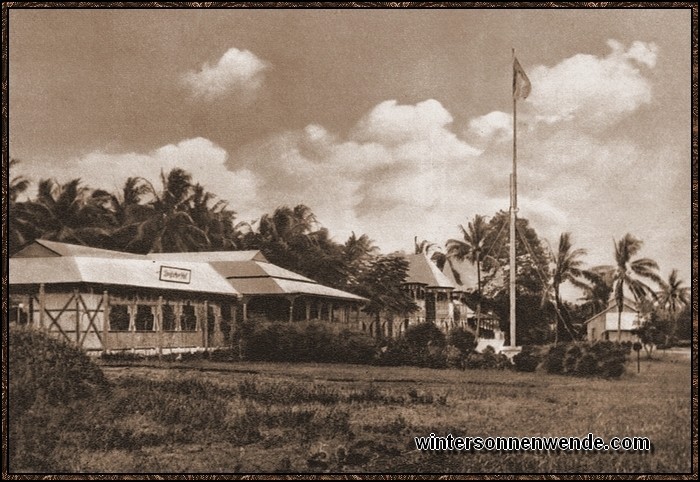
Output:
8,8,693,298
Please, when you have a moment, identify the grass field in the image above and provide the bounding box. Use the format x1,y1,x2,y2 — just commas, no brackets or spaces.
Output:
12,352,692,474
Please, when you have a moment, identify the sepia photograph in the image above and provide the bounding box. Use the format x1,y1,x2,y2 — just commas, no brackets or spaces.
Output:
4,3,696,476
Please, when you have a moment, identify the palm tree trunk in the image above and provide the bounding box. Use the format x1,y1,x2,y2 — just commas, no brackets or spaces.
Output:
475,261,481,339
554,290,560,344
617,307,622,343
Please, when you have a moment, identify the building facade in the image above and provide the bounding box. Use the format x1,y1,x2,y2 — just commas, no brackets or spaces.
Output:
9,240,367,354
584,297,644,342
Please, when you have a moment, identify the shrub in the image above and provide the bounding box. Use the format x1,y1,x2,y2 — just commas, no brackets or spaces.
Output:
512,345,543,372
404,322,446,351
464,346,512,370
444,345,465,369
447,327,477,356
9,327,110,471
9,327,109,420
543,341,627,378
242,321,377,365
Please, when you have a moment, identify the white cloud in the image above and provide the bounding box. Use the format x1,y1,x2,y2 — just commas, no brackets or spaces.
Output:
526,40,657,127
182,47,269,101
232,99,485,249
468,111,512,140
351,99,481,157
21,138,260,215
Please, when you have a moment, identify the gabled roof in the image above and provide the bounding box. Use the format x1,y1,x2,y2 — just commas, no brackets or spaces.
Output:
13,239,141,259
583,297,640,325
404,254,454,289
9,256,239,296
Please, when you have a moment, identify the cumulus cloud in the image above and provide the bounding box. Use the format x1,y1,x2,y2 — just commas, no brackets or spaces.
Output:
182,47,269,101
526,39,657,127
468,111,513,140
231,99,485,248
21,137,260,215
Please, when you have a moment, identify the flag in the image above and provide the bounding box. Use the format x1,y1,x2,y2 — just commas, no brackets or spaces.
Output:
513,56,531,100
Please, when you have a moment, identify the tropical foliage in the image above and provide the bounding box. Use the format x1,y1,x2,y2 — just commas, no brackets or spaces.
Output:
445,214,493,337
596,234,662,342
10,162,682,346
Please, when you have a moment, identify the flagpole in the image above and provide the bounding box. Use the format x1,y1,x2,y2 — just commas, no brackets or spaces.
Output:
510,48,517,347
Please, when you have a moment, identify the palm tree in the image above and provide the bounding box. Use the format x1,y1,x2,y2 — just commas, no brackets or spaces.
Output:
544,233,591,342
9,159,30,203
578,266,613,319
343,232,379,288
118,168,210,253
446,215,492,337
414,236,438,256
18,178,116,248
189,183,240,251
344,232,378,265
9,159,35,253
657,269,690,335
600,234,661,342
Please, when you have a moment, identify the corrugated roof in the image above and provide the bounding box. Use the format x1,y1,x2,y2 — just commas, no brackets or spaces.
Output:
404,254,455,289
209,261,313,283
13,239,142,259
148,250,268,263
211,261,366,301
10,240,365,302
9,256,239,296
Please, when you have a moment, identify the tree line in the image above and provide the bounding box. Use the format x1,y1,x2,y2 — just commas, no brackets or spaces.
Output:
9,161,690,344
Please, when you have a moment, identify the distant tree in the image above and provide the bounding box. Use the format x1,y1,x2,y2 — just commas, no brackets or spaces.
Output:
9,159,30,203
578,266,613,319
543,233,592,343
354,254,418,338
189,183,239,251
242,205,351,289
16,178,115,249
9,159,35,253
597,234,661,343
633,310,673,359
657,269,690,336
480,211,551,345
343,232,379,287
118,168,210,253
414,236,440,256
446,215,493,337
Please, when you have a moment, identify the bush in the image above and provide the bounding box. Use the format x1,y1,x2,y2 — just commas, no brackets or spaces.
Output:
404,322,446,351
512,345,543,372
464,346,512,370
9,327,110,471
373,323,448,369
544,341,627,378
242,321,377,365
447,327,477,356
9,327,109,420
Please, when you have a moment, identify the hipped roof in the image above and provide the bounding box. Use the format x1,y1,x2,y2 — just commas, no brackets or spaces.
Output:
9,256,239,296
404,254,455,289
210,260,366,301
11,240,366,302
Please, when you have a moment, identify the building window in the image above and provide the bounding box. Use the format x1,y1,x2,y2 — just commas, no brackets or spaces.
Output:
163,303,177,331
135,305,154,331
181,303,197,331
109,305,130,331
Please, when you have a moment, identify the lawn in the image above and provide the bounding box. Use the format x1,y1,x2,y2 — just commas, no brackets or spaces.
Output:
11,353,692,474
